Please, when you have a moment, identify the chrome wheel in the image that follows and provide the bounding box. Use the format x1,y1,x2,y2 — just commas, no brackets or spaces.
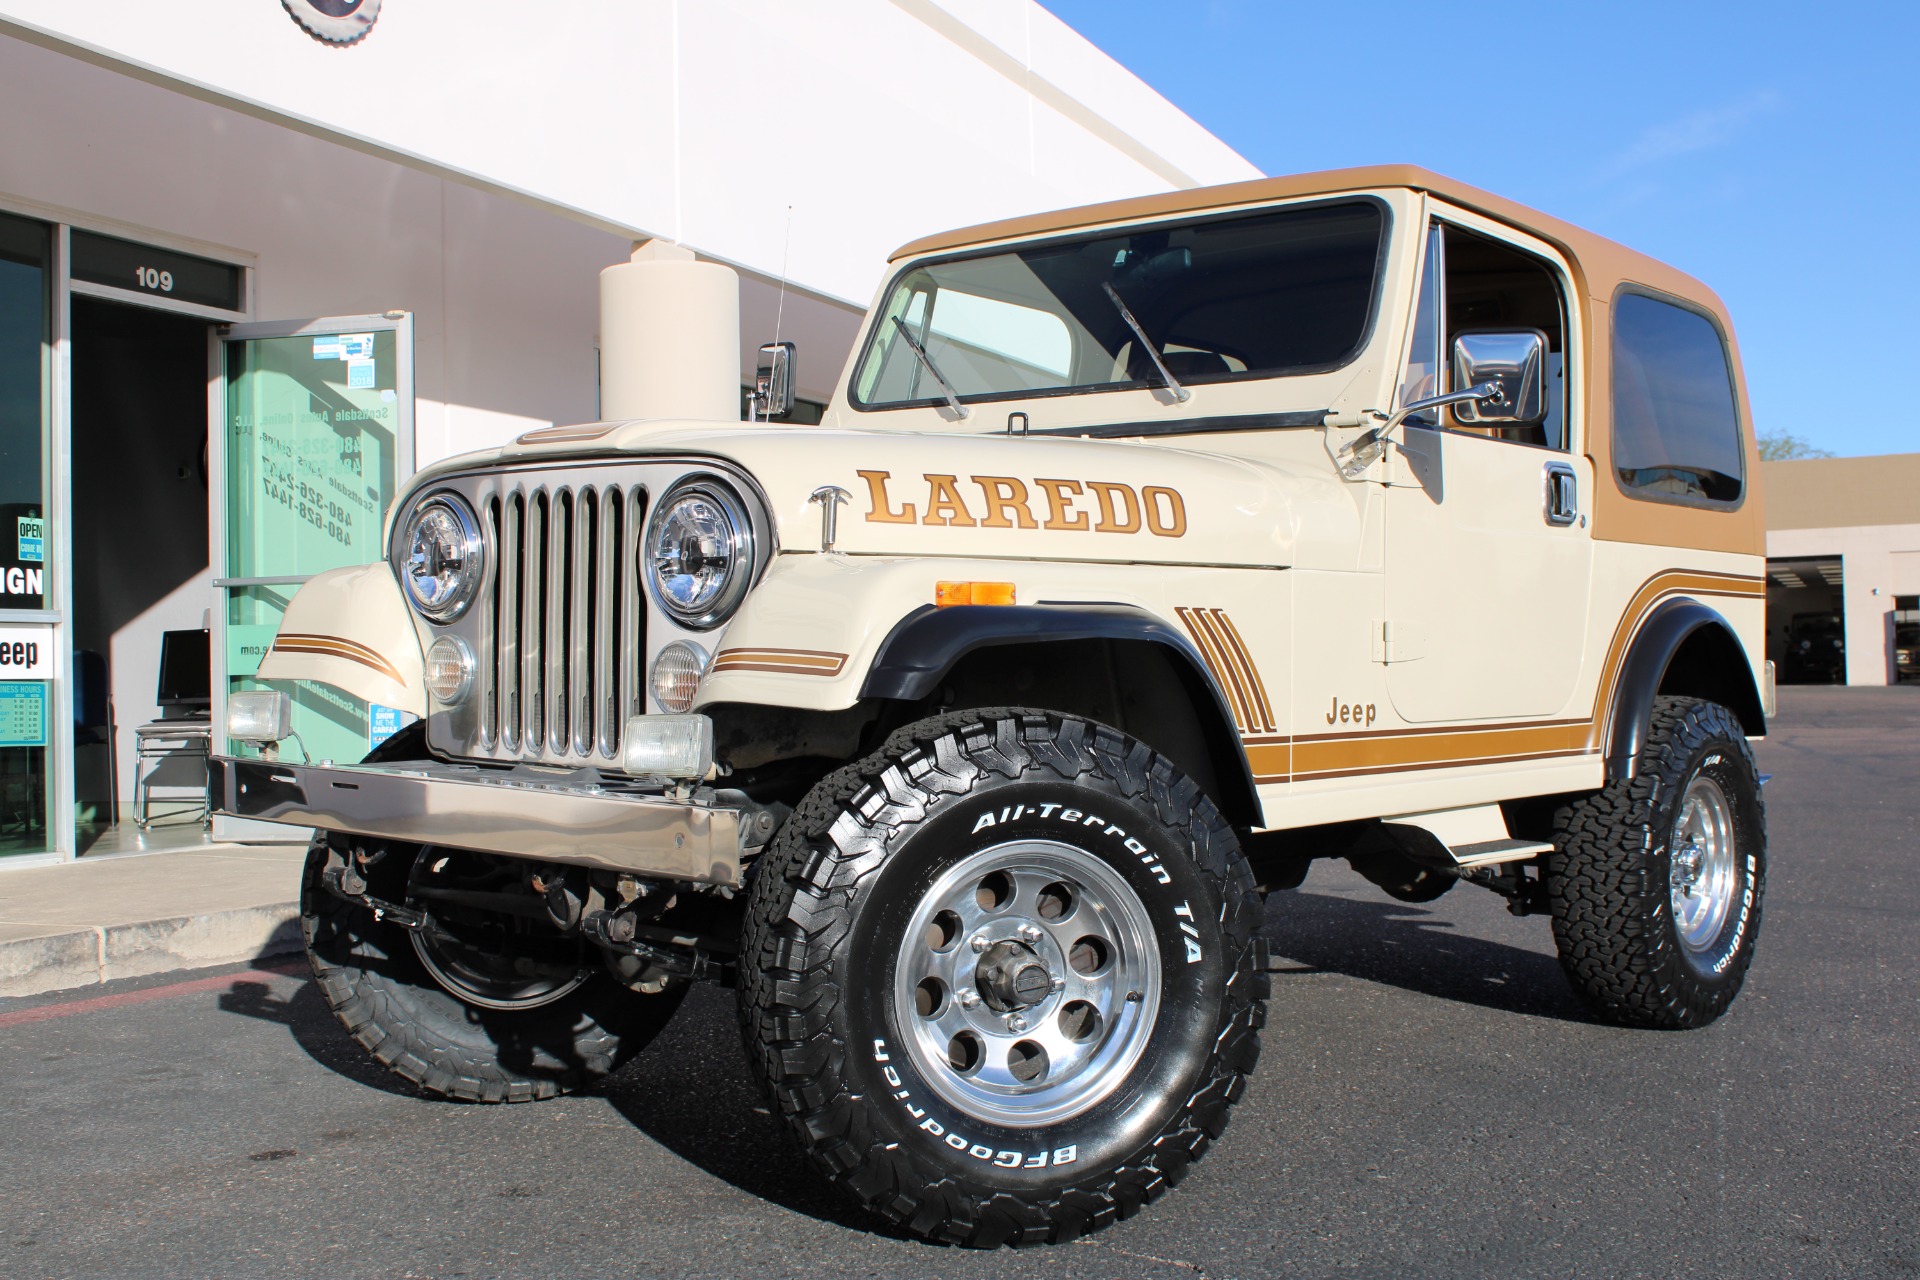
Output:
407,850,591,1011
894,839,1161,1128
1670,775,1738,957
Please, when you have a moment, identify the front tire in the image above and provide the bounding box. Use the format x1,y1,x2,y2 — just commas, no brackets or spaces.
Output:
300,725,684,1102
738,709,1267,1246
302,839,686,1101
1547,696,1766,1029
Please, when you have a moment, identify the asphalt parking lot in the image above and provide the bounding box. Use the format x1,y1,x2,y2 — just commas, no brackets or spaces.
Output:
1,686,1914,1279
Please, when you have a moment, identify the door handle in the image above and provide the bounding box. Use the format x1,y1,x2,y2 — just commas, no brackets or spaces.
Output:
1543,462,1578,526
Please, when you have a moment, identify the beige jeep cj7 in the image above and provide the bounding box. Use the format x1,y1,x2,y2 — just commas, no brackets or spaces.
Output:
212,165,1772,1246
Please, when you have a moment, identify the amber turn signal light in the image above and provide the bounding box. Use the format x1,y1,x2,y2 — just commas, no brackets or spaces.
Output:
935,581,1016,607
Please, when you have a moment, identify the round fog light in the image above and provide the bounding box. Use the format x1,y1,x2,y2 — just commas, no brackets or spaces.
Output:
425,635,475,705
650,641,708,714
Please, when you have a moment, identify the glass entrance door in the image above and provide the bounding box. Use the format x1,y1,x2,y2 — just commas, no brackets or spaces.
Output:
0,212,52,858
212,315,412,838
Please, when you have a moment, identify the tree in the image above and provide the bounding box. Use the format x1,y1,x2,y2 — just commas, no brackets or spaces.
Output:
1757,431,1833,461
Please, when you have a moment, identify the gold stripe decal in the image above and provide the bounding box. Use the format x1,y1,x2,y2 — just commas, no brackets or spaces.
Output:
1175,607,1276,735
1180,569,1762,788
269,634,406,685
712,647,849,677
1589,570,1764,748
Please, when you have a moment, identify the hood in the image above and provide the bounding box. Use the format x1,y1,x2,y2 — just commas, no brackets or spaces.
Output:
404,418,1355,570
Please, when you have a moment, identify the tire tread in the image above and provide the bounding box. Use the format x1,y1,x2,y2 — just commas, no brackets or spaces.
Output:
1546,696,1765,1029
737,707,1268,1246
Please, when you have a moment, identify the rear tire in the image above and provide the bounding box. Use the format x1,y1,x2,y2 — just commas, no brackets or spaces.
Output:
738,708,1267,1246
1547,696,1766,1029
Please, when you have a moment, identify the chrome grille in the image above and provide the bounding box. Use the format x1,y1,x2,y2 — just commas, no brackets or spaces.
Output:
477,482,646,764
410,457,768,771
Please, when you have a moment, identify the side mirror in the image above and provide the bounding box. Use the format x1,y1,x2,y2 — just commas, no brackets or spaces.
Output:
1451,329,1547,424
750,341,796,420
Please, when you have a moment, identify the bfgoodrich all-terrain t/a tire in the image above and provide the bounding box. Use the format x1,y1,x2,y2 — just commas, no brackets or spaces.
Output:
301,727,684,1103
738,709,1268,1246
1547,696,1766,1029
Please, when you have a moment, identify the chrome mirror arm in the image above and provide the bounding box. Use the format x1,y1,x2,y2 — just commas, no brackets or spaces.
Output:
1337,381,1499,479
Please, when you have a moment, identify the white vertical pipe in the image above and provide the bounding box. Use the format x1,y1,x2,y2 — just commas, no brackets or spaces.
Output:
598,240,741,424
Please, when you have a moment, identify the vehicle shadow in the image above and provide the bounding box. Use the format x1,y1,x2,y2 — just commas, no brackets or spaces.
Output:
214,889,1592,1236
1263,889,1596,1024
595,985,911,1237
215,956,906,1236
218,969,432,1100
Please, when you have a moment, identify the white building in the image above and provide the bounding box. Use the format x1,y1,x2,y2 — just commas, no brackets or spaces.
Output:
0,0,1258,863
1762,453,1920,686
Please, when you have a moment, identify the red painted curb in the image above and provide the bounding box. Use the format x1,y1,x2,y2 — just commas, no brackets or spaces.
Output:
0,957,309,1030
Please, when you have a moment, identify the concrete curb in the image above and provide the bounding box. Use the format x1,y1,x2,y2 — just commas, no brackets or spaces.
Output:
0,904,304,999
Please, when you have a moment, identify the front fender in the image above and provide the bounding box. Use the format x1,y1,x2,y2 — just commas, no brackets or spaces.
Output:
255,564,426,717
694,553,1263,825
693,554,949,713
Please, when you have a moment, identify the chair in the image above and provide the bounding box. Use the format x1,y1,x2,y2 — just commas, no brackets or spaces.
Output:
132,629,212,829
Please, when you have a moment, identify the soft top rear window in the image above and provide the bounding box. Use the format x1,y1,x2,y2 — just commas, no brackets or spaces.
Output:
852,200,1386,410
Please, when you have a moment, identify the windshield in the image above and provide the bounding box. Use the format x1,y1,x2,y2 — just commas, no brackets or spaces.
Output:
852,200,1385,411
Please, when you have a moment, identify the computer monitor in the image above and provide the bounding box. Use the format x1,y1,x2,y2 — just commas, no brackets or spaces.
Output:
156,628,211,708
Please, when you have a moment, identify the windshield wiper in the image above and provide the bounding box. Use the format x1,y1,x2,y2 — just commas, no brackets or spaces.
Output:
890,316,969,419
1102,282,1190,404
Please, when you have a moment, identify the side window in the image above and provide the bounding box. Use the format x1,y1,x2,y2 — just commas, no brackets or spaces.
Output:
1398,221,1570,448
1442,225,1568,449
1611,291,1744,504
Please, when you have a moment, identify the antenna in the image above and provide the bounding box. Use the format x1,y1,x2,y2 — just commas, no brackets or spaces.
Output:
774,204,793,347
766,205,793,422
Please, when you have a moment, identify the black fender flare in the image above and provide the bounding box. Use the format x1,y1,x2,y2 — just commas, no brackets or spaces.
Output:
860,603,1261,825
1605,597,1765,780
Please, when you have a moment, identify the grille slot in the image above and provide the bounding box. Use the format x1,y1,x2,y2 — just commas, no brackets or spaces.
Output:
480,482,643,763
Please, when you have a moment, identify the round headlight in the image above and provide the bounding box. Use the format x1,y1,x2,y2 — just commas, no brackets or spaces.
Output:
425,635,475,705
401,495,485,622
644,478,755,628
650,641,709,713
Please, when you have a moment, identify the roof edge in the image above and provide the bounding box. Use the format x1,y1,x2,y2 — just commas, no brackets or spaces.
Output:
886,163,1719,309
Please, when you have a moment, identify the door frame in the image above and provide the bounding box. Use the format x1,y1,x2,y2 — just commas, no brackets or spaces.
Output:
208,313,414,841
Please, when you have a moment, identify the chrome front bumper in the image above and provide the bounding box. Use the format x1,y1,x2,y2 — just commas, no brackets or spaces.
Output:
208,756,746,886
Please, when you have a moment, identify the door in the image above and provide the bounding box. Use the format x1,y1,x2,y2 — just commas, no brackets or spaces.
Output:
210,315,412,838
1381,216,1592,724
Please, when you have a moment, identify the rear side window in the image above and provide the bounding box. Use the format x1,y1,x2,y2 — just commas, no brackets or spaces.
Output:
1611,291,1744,504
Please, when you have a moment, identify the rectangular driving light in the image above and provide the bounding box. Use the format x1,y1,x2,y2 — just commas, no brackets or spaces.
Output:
227,690,293,743
622,713,716,780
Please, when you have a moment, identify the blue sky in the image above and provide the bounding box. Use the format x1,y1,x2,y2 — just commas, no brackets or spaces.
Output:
1044,0,1919,459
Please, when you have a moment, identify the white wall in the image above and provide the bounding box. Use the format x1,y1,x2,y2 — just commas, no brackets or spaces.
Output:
0,35,868,449
0,35,868,803
0,0,1259,306
1770,524,1920,686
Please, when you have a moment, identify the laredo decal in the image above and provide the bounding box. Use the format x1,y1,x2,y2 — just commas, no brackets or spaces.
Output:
858,470,1186,537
